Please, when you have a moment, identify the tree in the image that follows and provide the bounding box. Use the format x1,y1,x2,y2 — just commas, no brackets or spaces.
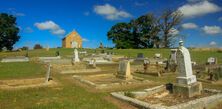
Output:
33,44,43,49
107,14,160,49
107,23,134,49
0,13,20,51
158,10,183,48
130,13,160,48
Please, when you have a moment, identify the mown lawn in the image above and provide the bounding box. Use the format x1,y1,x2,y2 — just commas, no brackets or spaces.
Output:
0,62,46,79
0,48,222,109
0,48,221,64
0,74,118,109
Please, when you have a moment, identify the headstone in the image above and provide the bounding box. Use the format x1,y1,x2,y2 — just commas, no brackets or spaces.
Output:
176,41,196,84
143,60,149,73
173,41,202,98
137,53,144,59
170,49,177,63
166,49,177,72
89,58,96,68
116,60,132,80
207,57,217,65
45,64,51,83
73,49,80,62
154,53,161,58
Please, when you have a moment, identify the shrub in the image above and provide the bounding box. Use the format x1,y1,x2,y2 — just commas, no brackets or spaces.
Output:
33,44,43,49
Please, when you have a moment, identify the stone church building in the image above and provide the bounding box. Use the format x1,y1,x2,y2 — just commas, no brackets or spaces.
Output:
62,30,82,48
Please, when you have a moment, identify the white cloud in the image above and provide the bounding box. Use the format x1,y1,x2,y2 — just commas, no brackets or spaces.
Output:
218,17,222,22
34,21,65,35
169,28,179,36
182,23,198,29
178,1,221,18
94,4,132,20
82,38,89,42
209,41,217,46
202,25,222,35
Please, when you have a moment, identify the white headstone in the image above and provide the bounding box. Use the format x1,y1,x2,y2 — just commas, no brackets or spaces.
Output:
73,49,80,62
154,53,161,58
176,41,197,85
207,57,216,65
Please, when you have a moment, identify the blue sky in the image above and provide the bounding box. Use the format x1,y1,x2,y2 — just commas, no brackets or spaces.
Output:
0,0,222,48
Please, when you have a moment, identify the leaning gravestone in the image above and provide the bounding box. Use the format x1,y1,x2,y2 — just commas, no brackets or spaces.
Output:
116,60,132,80
173,41,202,98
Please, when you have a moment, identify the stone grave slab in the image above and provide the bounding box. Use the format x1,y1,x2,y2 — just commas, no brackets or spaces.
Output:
1,56,29,62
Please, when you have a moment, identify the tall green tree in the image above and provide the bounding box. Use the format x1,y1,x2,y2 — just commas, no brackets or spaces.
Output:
158,10,183,48
0,13,20,51
107,23,134,49
130,13,160,48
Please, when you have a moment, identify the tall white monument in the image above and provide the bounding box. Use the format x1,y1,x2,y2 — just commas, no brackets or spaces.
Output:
176,41,196,84
73,49,80,62
173,41,202,98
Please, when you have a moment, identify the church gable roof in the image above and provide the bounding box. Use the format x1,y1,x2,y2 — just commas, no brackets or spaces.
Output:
62,30,82,40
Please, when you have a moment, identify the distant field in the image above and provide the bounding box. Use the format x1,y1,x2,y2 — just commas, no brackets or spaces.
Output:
0,62,46,79
0,48,221,64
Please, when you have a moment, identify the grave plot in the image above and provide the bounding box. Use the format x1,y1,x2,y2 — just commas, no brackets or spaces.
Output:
111,85,222,109
0,78,57,90
194,64,222,83
132,64,166,77
1,56,29,62
54,62,102,74
73,73,152,90
73,60,154,90
0,62,57,90
112,41,222,109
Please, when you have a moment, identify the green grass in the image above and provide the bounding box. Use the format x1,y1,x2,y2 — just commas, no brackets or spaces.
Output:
0,75,118,109
1,48,221,64
0,48,222,109
0,62,46,79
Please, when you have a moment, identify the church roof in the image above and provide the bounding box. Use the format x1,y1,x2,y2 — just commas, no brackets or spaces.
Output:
62,30,81,40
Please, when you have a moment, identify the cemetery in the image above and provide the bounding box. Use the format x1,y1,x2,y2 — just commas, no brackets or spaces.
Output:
1,1,222,107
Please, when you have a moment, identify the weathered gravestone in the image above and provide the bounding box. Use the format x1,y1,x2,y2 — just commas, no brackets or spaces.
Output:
166,49,177,72
72,49,80,63
173,41,202,98
154,53,161,58
89,58,96,68
207,57,217,65
45,64,52,83
116,60,133,80
137,53,144,59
